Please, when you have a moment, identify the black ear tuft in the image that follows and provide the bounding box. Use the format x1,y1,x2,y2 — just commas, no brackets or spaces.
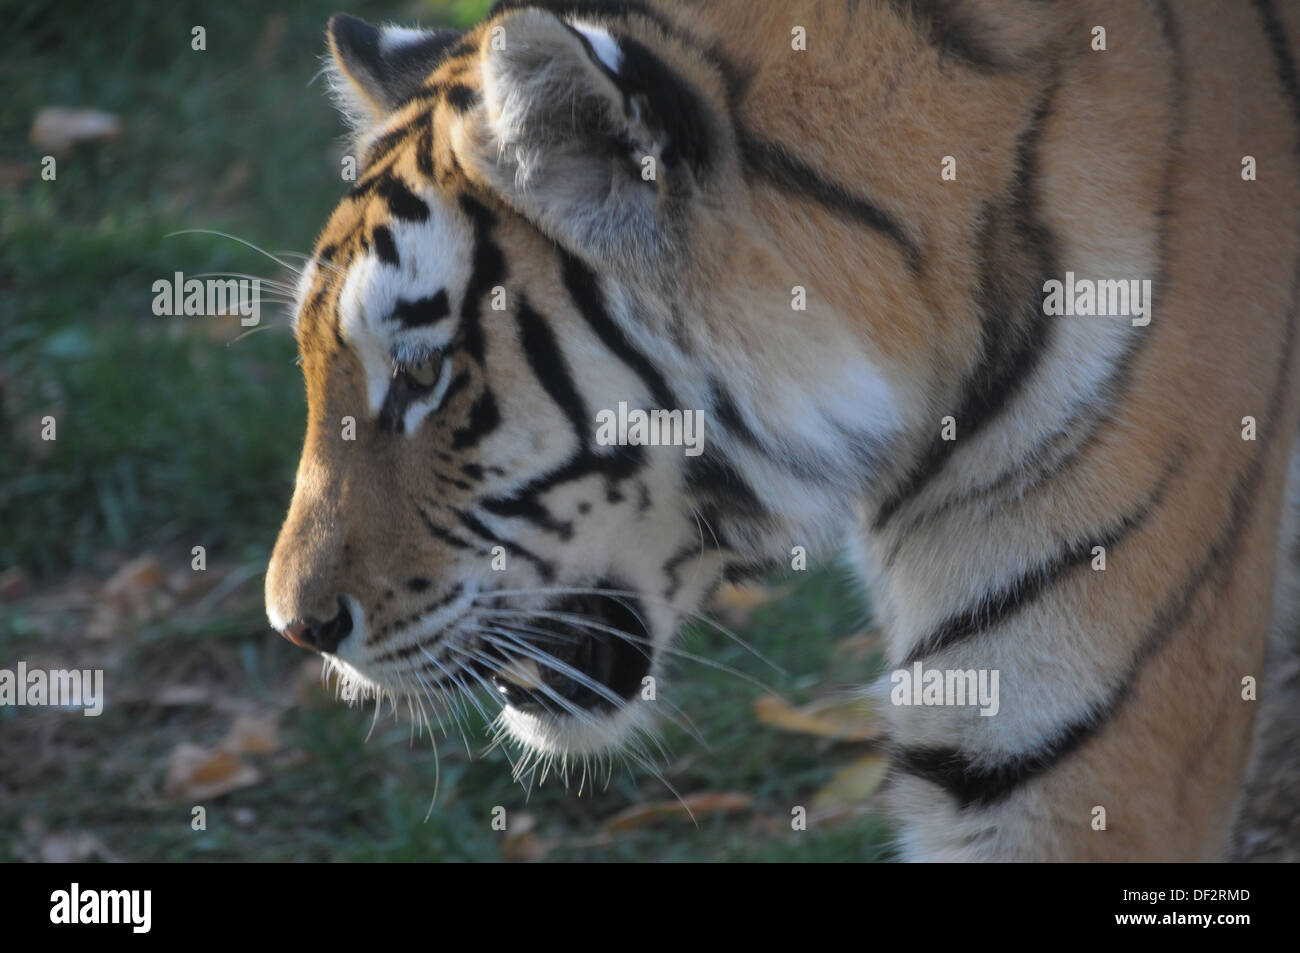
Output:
327,13,462,127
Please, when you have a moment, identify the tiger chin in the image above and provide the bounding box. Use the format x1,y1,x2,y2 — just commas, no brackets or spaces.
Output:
265,0,1300,861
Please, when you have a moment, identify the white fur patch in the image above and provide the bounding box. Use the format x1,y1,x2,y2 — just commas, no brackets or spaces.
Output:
570,21,622,73
379,24,433,54
333,185,473,426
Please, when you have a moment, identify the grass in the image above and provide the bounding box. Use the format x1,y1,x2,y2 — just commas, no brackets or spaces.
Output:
0,0,895,862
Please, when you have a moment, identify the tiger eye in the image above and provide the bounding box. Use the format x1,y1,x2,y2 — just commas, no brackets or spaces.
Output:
407,357,440,388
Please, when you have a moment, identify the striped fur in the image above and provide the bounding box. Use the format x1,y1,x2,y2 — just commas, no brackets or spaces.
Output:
266,0,1300,860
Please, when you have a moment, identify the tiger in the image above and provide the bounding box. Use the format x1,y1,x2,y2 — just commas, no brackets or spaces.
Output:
264,0,1300,861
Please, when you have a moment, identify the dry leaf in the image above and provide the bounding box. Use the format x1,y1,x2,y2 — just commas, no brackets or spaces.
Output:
163,743,262,800
834,628,884,663
30,107,122,154
502,812,547,861
604,792,753,832
104,554,163,598
710,581,788,627
753,692,881,742
222,713,280,755
812,753,889,813
88,554,166,638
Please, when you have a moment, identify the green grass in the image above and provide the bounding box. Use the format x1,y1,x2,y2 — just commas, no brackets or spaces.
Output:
2,565,893,862
0,0,895,862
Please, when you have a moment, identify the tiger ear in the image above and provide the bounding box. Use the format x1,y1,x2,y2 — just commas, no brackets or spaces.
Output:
454,10,713,266
326,14,461,133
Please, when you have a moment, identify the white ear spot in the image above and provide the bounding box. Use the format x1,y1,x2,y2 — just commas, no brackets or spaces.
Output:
379,24,433,54
570,21,622,73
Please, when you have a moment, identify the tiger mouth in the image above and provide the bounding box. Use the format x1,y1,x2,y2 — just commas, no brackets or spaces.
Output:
481,593,652,715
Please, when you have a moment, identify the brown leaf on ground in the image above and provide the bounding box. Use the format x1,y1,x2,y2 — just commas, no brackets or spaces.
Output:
162,743,262,801
603,792,753,832
754,692,882,742
812,753,890,815
502,812,547,861
30,107,122,155
222,713,280,755
834,628,885,664
88,554,166,638
710,581,790,627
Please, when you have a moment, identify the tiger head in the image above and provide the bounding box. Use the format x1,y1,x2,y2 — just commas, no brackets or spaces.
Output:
266,5,910,765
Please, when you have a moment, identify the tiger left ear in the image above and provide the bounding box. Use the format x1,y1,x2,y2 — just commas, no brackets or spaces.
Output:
453,10,713,268
326,14,461,133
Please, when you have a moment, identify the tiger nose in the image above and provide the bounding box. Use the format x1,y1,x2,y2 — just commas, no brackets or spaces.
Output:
279,599,354,654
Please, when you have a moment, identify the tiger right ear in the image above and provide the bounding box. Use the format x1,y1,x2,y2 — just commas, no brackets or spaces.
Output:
451,10,714,268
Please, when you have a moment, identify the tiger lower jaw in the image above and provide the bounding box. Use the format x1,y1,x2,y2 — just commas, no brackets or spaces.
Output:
497,696,654,759
319,588,659,758
484,593,657,756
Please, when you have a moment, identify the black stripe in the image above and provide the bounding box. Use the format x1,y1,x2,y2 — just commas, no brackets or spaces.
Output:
890,4,1187,563
874,80,1059,530
451,389,501,450
393,290,450,328
560,253,678,409
376,175,430,223
454,509,556,581
898,2,1300,811
710,376,857,484
371,225,400,267
517,297,591,434
661,543,702,601
371,583,466,649
433,470,473,492
1254,0,1300,122
898,255,1300,811
884,415,1091,568
614,36,714,174
361,123,417,170
684,453,765,518
416,116,437,179
418,505,476,551
479,492,575,538
738,131,924,275
893,716,1097,809
458,195,504,365
441,370,470,409
903,451,1182,666
446,83,478,113
884,0,1014,72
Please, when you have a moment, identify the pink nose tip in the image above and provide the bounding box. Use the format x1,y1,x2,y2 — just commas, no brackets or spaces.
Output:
279,620,312,649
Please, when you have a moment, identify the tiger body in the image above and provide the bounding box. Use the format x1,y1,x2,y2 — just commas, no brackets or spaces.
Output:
266,0,1300,860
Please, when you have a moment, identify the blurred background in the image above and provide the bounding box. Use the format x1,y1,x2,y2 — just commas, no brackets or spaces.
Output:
0,0,897,861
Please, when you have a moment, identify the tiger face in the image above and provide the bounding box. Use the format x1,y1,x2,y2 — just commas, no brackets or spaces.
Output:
266,7,904,761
